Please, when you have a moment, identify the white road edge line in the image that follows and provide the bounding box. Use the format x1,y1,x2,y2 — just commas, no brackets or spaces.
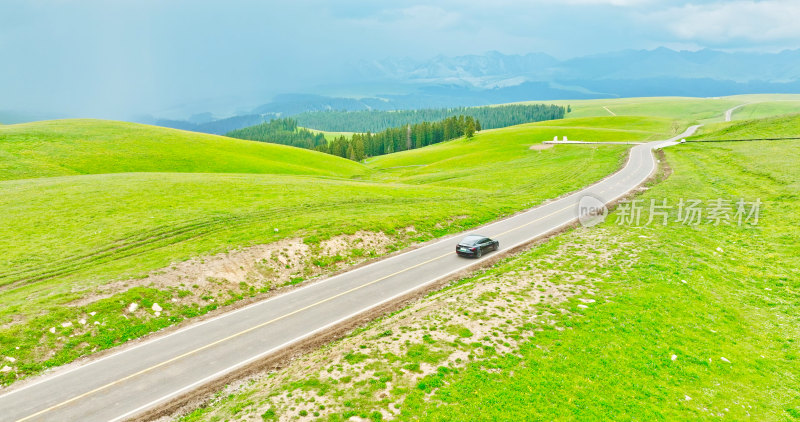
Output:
0,130,652,399
0,224,471,398
6,125,699,421
112,133,688,421
108,209,584,422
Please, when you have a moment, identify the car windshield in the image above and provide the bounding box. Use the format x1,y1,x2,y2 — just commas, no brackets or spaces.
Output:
460,235,484,245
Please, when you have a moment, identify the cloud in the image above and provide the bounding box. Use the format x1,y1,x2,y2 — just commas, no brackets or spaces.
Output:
647,0,800,44
560,0,652,5
350,5,461,30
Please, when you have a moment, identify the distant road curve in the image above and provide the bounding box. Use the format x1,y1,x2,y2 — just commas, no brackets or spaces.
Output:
724,99,800,122
725,103,751,122
0,125,700,422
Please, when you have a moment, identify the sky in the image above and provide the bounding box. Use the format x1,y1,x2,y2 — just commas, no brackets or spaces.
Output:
1,0,799,119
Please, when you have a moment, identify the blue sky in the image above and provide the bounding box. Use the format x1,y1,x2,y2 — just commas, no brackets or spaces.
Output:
2,0,798,118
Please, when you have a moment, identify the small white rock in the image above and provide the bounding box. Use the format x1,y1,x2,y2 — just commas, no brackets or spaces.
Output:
720,357,731,363
171,298,178,302
578,298,596,303
5,356,16,363
274,228,279,232
671,354,677,361
681,280,687,284
577,304,589,309
49,327,56,334
78,319,86,325
155,312,161,317
1,365,11,373
128,302,138,313
764,287,772,291
89,311,96,316
61,322,72,328
94,321,100,325
716,247,724,253
685,395,692,401
152,303,163,312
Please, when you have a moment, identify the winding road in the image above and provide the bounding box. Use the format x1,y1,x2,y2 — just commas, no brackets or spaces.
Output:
0,125,700,422
725,103,750,122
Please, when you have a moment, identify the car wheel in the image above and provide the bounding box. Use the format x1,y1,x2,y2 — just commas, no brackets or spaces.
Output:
476,248,482,258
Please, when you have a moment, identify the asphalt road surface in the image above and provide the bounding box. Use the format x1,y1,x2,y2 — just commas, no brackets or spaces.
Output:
725,103,749,122
0,126,700,422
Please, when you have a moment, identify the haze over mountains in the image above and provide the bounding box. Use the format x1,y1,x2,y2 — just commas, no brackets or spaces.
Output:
359,48,800,86
147,47,800,134
4,47,799,130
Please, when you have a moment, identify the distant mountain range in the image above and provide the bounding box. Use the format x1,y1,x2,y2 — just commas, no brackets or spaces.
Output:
356,48,800,87
151,48,800,134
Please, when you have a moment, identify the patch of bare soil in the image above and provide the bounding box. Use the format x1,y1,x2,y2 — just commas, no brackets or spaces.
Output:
70,231,400,309
172,228,638,421
529,143,554,150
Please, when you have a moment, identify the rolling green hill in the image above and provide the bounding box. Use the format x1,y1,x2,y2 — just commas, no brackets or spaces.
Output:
692,112,800,140
6,99,793,390
0,119,367,180
182,109,800,422
366,116,676,180
533,96,741,123
730,101,800,121
516,94,800,126
1,114,665,385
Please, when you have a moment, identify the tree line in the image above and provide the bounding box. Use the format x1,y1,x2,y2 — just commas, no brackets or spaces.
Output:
226,103,566,162
319,115,481,161
226,118,328,151
293,103,565,133
226,115,482,161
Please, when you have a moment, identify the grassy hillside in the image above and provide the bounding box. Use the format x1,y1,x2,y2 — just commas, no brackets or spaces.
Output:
367,116,676,179
536,97,740,123
515,95,800,126
1,115,660,385
302,127,354,141
183,120,800,421
731,101,800,121
394,141,800,421
692,113,800,140
0,119,367,180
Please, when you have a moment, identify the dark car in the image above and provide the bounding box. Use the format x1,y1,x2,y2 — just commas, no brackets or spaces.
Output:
456,235,499,258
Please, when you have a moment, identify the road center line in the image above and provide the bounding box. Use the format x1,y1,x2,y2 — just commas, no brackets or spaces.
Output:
18,185,595,421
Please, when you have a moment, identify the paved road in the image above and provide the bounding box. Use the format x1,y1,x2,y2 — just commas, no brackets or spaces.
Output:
724,99,800,122
725,103,750,122
0,126,700,422
603,106,617,116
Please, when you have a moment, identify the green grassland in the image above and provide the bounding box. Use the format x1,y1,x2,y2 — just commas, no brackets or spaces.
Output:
535,96,740,123
692,113,800,140
731,101,800,121
302,127,355,141
0,115,656,384
514,94,800,126
367,117,676,179
186,113,799,421
395,129,800,420
0,119,366,180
